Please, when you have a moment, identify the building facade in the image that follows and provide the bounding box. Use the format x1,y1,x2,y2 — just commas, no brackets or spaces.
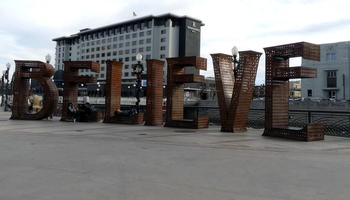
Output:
53,13,203,90
302,41,350,100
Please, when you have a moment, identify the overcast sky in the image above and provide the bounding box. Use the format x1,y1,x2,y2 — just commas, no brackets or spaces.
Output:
1,0,350,84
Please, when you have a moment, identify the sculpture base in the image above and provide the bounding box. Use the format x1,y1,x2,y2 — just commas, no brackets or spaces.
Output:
220,127,248,133
164,115,209,129
263,124,325,142
61,111,102,122
104,113,144,124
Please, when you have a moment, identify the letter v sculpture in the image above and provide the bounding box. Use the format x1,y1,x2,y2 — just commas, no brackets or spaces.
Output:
211,51,262,132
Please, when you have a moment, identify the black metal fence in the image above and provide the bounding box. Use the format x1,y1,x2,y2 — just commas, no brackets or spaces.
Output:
64,104,350,138
185,106,350,137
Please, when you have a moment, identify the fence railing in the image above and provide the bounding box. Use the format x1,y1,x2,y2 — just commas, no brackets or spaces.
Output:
63,104,350,137
184,106,350,137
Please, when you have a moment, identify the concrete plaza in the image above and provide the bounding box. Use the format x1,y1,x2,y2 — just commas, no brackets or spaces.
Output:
0,111,349,200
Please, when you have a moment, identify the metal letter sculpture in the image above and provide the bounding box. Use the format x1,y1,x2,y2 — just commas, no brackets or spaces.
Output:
165,56,209,129
211,51,262,132
103,61,143,124
61,61,100,121
263,42,324,141
104,61,123,123
145,59,164,126
11,60,58,120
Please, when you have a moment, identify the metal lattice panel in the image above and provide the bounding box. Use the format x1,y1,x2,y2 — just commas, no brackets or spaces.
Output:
165,56,209,129
145,60,164,126
211,51,261,132
263,42,324,141
61,61,100,121
104,61,123,122
11,60,58,120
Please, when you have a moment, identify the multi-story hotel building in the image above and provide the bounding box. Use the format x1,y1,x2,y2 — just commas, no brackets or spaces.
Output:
52,13,203,91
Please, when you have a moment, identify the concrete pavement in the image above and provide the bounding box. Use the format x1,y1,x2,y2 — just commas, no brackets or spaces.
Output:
0,111,350,200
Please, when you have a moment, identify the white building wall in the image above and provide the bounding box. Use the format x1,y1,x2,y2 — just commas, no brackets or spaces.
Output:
302,41,350,100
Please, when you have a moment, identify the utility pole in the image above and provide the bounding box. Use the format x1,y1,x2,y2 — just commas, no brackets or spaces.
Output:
4,63,10,111
0,73,4,107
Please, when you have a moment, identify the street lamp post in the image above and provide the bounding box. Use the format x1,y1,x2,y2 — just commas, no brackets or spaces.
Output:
4,63,10,111
45,54,51,64
1,72,4,107
127,85,131,97
132,53,144,113
231,46,239,77
97,82,100,97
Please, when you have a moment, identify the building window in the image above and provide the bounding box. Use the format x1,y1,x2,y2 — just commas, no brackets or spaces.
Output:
160,54,165,59
146,38,151,44
132,49,136,53
147,21,152,28
326,53,336,61
147,30,152,35
161,38,166,42
327,70,337,88
126,42,130,47
102,39,106,44
119,43,123,48
107,52,111,56
119,36,124,40
328,91,336,99
160,46,166,51
139,47,144,52
100,74,105,78
125,65,129,69
125,49,130,54
126,34,130,39
307,89,312,97
113,44,117,49
113,51,117,56
132,41,137,46
139,32,144,37
146,55,151,59
132,33,137,38
113,37,118,42
139,39,144,45
146,46,151,51
161,29,166,34
124,72,129,77
125,57,130,62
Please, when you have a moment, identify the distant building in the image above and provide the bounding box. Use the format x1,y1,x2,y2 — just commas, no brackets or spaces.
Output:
289,80,301,99
302,41,350,100
52,13,204,95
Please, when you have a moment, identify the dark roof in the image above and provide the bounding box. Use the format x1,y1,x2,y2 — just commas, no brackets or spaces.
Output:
53,13,203,42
